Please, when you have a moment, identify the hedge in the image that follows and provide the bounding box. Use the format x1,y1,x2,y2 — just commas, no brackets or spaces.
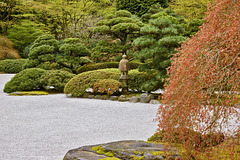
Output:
0,59,28,73
76,61,143,74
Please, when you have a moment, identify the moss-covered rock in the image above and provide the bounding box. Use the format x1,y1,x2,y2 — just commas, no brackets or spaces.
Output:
63,140,179,160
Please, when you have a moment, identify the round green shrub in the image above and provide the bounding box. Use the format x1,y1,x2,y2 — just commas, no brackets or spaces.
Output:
0,59,28,73
76,61,142,74
40,70,75,92
64,68,151,97
93,79,122,95
3,68,46,93
64,70,119,97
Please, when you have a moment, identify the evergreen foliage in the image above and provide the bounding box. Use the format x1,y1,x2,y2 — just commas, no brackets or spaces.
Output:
94,10,144,55
133,7,187,91
91,40,123,62
6,20,47,56
116,0,169,17
169,0,212,21
0,0,17,35
57,37,91,72
23,34,59,69
23,35,91,73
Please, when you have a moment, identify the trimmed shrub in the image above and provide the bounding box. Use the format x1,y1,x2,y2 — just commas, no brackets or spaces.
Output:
64,68,151,97
93,79,122,95
64,70,115,97
4,68,46,93
77,61,142,74
0,59,28,73
40,70,75,92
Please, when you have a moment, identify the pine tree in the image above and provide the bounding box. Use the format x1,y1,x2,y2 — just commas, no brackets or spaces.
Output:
93,10,144,55
132,7,187,91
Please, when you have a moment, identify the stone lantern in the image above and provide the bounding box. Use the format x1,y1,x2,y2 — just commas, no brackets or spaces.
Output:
119,55,130,94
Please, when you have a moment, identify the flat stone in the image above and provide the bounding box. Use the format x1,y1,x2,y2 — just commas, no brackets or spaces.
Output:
63,140,180,160
100,95,109,100
94,95,101,99
109,96,118,101
129,96,139,103
82,93,90,98
63,150,107,160
88,95,95,99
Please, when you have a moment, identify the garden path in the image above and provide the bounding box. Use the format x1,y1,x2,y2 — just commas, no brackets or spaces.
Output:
0,74,158,160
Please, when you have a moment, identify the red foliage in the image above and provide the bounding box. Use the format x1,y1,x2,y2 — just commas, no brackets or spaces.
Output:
156,0,239,157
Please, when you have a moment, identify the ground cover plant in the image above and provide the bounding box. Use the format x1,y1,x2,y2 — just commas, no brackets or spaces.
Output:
156,0,240,159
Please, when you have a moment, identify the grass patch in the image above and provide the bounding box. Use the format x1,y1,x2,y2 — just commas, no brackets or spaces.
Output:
9,91,49,96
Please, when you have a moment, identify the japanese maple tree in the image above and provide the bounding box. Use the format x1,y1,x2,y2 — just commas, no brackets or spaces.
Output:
156,0,239,158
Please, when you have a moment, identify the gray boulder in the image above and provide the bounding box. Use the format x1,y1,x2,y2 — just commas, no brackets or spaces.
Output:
118,95,128,102
63,140,180,160
149,99,160,104
129,96,139,103
140,93,154,103
109,96,118,101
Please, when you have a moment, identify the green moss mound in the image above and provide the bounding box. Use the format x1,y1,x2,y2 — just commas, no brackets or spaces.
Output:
4,68,46,93
0,59,28,73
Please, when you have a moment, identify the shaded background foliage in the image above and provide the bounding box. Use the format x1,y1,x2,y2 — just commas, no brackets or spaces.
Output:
116,0,169,17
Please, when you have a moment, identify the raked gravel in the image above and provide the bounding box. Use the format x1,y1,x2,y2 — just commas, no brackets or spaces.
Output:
0,74,159,160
